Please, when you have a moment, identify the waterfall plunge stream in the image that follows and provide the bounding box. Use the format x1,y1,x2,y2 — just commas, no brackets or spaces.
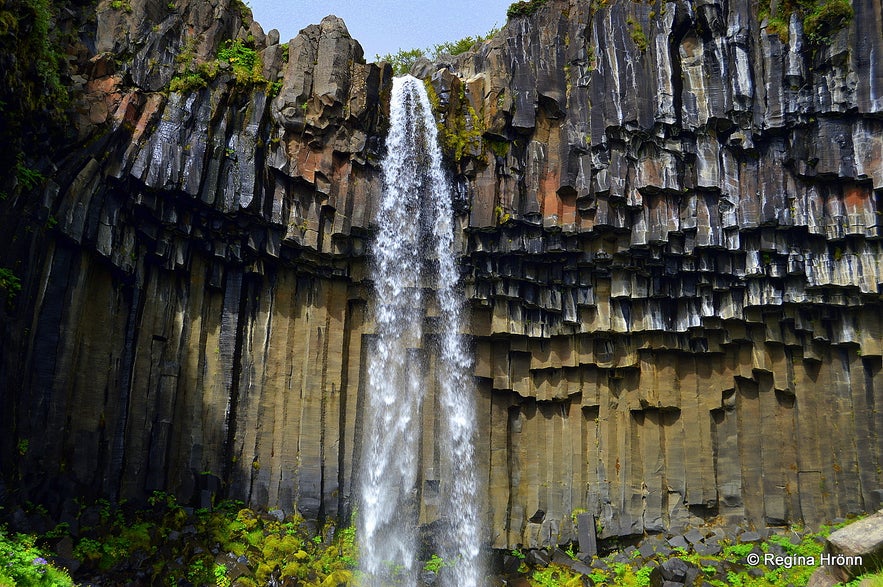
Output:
358,76,480,586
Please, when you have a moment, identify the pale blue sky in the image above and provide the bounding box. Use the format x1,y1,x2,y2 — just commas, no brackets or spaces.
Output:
247,0,511,60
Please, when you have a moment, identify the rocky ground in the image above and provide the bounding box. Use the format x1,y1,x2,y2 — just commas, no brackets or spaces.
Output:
4,498,882,586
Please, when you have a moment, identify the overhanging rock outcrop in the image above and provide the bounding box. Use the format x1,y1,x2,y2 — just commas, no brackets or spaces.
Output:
0,0,881,550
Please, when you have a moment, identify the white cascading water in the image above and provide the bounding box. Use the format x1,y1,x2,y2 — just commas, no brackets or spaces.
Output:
358,75,480,586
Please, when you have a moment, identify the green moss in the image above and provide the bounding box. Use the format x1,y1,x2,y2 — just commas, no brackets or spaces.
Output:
169,69,211,93
486,137,511,158
529,563,584,586
18,495,360,585
230,0,252,20
423,78,484,162
767,15,790,41
842,570,883,587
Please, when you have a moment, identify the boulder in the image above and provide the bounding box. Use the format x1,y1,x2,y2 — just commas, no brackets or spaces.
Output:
823,511,883,582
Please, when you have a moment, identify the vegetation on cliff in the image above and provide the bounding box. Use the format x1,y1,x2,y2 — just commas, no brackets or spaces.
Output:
423,77,485,162
0,0,68,197
170,38,280,95
761,0,854,43
507,0,548,18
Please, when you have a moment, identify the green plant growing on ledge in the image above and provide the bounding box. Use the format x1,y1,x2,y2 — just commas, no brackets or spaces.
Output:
110,0,133,12
803,0,853,43
217,39,262,85
759,0,853,44
423,553,447,573
0,267,22,300
15,159,45,191
169,37,273,94
626,16,649,52
507,0,548,18
766,14,790,40
230,0,252,20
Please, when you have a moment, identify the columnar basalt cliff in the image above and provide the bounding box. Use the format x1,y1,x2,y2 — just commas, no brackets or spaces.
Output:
1,0,881,551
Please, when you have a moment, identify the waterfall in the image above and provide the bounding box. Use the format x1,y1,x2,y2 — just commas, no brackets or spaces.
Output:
358,75,480,586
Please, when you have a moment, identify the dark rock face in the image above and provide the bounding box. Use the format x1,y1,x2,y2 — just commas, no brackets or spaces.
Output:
430,0,883,547
0,0,881,552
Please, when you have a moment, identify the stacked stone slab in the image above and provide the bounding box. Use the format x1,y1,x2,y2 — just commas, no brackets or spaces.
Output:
0,0,881,550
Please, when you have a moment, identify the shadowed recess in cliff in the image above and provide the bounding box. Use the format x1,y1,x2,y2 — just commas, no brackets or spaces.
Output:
357,75,480,586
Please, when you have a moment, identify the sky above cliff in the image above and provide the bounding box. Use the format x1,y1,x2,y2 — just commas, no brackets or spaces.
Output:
247,0,511,60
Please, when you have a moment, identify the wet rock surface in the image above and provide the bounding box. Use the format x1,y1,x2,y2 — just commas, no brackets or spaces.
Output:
0,0,881,552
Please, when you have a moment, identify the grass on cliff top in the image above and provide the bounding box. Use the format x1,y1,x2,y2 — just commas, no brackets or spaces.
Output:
375,26,499,75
